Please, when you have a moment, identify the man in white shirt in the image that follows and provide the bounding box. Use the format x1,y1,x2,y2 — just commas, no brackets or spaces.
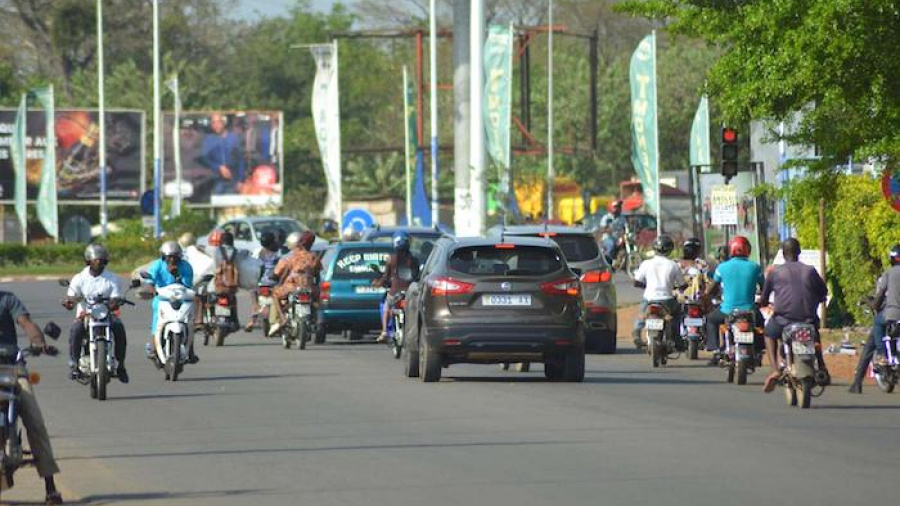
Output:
63,244,130,383
632,235,686,350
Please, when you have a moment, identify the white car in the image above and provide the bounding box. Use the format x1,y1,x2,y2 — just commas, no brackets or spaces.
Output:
197,216,321,256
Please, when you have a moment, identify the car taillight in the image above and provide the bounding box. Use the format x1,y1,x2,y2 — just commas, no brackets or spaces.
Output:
298,292,311,303
259,286,270,296
736,320,751,332
687,305,702,318
429,277,474,296
217,295,230,306
494,243,516,249
540,277,580,296
320,281,330,302
580,270,612,283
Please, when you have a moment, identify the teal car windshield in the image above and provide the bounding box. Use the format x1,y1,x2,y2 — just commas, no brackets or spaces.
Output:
332,248,391,280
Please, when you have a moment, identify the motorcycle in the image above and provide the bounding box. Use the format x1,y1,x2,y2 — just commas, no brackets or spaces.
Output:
642,302,679,368
0,325,59,492
280,288,313,350
256,281,277,337
682,302,706,360
719,310,764,385
140,272,195,381
386,291,407,359
609,222,644,280
61,287,135,401
208,291,238,347
780,323,828,408
873,320,900,393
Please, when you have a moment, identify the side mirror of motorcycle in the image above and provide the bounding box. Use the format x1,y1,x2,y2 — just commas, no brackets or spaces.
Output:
43,322,61,341
130,278,142,289
139,271,151,280
57,279,69,287
201,274,214,284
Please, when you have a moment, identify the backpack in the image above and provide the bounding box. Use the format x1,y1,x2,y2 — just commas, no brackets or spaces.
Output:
215,248,240,294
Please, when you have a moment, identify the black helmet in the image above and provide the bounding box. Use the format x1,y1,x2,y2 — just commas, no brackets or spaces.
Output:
682,237,701,260
392,231,411,252
221,231,235,247
653,235,675,256
891,244,900,266
260,229,277,251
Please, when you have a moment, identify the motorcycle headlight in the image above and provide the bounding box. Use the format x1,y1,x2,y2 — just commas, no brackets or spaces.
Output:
90,305,110,321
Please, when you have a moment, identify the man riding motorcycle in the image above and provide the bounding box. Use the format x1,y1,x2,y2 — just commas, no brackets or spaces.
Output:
374,231,421,343
144,241,199,364
599,200,627,262
247,229,284,332
63,243,129,384
269,231,321,337
632,235,687,349
0,291,62,504
703,236,764,363
759,238,830,392
849,245,900,393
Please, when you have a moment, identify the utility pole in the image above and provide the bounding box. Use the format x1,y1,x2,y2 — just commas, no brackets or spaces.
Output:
453,0,471,236
469,0,485,235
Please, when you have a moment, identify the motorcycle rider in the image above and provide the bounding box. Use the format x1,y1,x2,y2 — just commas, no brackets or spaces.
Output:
702,236,764,364
677,237,709,301
599,200,626,261
144,241,199,364
374,231,421,343
178,232,214,331
0,291,62,504
246,229,283,332
632,235,687,349
759,237,830,392
63,243,129,384
269,231,321,336
849,245,900,393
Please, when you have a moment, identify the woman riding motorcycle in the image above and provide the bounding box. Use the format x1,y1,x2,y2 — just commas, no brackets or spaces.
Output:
374,231,421,343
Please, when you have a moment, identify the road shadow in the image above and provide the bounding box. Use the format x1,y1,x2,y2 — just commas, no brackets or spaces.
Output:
815,404,900,410
63,488,265,504
215,341,281,348
108,392,219,401
447,376,550,383
180,372,335,382
584,376,720,385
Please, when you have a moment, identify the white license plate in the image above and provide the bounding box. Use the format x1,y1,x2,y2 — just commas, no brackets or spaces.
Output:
257,296,272,306
684,318,704,327
791,341,816,355
214,305,232,316
733,331,755,344
646,318,664,330
356,286,386,294
482,294,532,306
297,304,311,316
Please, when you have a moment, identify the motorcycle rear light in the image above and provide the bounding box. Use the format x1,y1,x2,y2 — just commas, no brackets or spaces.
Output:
217,295,230,306
580,270,612,283
320,281,330,302
430,277,475,296
444,339,462,346
540,277,580,296
736,320,751,332
259,287,271,296
687,306,702,318
647,305,662,316
397,299,406,309
297,293,311,303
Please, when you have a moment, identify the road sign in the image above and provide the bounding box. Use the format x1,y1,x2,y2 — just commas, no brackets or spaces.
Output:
710,185,738,226
341,209,376,235
62,215,92,243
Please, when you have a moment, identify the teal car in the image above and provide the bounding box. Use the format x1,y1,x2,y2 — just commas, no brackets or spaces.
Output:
316,242,393,343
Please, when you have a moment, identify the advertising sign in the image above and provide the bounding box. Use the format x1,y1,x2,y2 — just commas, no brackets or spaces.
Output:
162,111,283,207
699,172,761,263
710,185,738,226
0,109,145,202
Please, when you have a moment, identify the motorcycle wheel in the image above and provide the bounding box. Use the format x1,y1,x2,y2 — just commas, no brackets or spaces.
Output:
170,336,181,382
314,325,326,344
262,319,270,338
214,328,225,347
391,342,402,359
874,370,896,393
726,362,735,383
89,373,98,398
784,381,798,406
800,377,813,409
737,360,748,386
298,322,308,350
97,340,108,401
688,340,698,361
650,335,659,368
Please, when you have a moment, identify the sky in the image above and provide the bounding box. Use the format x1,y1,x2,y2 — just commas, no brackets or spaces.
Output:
235,0,354,19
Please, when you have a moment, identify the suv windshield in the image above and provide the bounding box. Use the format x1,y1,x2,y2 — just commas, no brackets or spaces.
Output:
369,234,441,263
332,248,392,280
548,234,601,263
448,246,563,276
254,220,304,240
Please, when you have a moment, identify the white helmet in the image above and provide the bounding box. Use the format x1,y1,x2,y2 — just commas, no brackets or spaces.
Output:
342,227,361,242
178,232,196,248
285,232,301,250
159,240,183,259
83,243,109,263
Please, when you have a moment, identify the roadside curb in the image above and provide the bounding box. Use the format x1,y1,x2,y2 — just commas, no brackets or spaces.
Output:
0,275,64,283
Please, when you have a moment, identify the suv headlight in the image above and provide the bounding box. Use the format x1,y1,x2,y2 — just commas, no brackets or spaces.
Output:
90,305,110,321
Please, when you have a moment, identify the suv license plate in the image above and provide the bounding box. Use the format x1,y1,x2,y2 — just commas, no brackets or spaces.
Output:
733,331,755,344
646,319,664,330
683,317,704,327
482,294,532,306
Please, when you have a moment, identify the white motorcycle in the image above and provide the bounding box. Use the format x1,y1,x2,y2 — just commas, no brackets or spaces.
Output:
140,272,205,381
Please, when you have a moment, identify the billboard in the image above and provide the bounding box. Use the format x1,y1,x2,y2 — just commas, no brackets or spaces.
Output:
698,172,761,264
0,109,145,202
162,111,283,207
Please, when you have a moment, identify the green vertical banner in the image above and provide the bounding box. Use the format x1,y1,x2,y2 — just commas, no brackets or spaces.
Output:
11,94,27,243
483,24,513,201
629,34,659,215
690,95,710,168
33,86,58,240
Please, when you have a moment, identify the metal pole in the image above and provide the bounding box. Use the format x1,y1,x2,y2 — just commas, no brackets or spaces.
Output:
470,0,485,236
652,30,661,235
589,29,598,152
453,0,471,237
546,0,554,221
403,66,413,225
819,198,827,326
429,0,440,226
172,76,182,217
97,0,108,239
152,0,161,239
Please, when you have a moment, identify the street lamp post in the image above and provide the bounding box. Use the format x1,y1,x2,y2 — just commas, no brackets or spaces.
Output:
152,0,162,239
546,0,554,221
97,0,107,238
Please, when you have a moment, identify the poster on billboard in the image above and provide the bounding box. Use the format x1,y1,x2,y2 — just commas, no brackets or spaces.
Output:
162,111,283,207
0,109,145,202
698,172,761,264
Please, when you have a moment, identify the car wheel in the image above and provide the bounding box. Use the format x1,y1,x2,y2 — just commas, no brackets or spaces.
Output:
544,361,564,381
403,338,420,378
563,349,585,382
314,325,327,344
418,334,441,383
588,330,617,354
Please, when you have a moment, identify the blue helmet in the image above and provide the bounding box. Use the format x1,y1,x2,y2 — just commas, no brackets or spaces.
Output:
392,231,411,252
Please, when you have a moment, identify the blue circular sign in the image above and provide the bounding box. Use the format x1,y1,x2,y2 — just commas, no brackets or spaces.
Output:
341,208,376,234
140,190,155,216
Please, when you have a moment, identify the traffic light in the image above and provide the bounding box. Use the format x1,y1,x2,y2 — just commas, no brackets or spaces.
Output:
721,127,739,178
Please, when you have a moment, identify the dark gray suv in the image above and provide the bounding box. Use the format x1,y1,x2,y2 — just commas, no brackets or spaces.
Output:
402,236,586,383
487,225,617,353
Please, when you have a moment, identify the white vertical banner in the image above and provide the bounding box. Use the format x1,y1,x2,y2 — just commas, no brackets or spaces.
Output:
311,40,342,222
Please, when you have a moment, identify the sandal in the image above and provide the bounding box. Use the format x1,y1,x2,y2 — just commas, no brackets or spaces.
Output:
762,372,780,393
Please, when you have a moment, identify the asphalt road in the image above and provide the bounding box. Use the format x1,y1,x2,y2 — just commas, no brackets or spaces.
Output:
2,278,896,505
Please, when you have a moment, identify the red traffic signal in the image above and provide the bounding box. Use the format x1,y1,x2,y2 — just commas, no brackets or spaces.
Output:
722,128,737,144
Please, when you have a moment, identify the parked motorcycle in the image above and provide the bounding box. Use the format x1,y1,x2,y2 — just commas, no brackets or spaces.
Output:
0,325,59,491
140,272,195,381
280,288,313,350
642,303,678,368
719,310,764,385
873,320,900,393
780,322,828,408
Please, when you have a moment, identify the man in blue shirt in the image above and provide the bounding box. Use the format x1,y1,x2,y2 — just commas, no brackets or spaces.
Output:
199,113,244,195
703,236,764,362
144,241,198,363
